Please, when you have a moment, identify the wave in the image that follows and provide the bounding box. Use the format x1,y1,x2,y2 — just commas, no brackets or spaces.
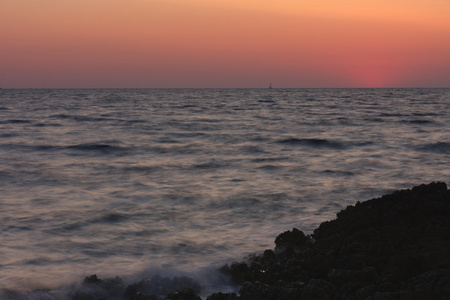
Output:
33,122,63,127
50,113,80,119
322,169,355,176
256,164,283,171
0,266,233,300
378,113,408,117
0,119,62,127
416,142,450,154
50,113,114,123
365,117,386,123
122,165,163,174
0,133,19,138
0,119,32,124
412,112,441,117
191,161,227,170
174,104,201,109
93,212,129,224
250,157,289,163
0,142,130,156
277,138,348,150
59,213,129,232
67,143,125,152
401,119,434,125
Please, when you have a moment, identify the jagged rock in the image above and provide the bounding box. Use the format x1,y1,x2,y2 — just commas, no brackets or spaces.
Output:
273,281,304,300
301,279,337,300
225,182,450,299
124,275,201,299
83,274,103,285
404,269,450,300
69,182,450,300
238,281,304,300
274,228,306,252
71,275,123,300
128,292,158,300
327,267,377,285
229,262,253,284
164,288,202,300
206,292,239,300
239,282,278,300
70,291,96,300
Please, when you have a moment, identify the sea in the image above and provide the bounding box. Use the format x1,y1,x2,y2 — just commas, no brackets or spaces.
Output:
1,88,449,299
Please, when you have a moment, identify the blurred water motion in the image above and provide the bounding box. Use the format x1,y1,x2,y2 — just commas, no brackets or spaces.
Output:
0,88,449,292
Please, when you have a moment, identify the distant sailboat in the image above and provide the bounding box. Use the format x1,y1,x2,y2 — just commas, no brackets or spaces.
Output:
269,83,272,89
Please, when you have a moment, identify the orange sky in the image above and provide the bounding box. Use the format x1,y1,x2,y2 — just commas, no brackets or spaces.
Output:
1,0,450,88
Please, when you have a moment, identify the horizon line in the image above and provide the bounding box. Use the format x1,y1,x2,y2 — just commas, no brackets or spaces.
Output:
2,86,450,90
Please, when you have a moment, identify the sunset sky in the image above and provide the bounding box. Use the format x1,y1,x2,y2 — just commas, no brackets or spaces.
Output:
1,0,450,88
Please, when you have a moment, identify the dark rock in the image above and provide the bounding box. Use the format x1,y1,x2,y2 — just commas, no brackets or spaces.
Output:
273,281,303,300
164,288,202,300
70,291,107,300
206,292,239,300
301,279,337,300
224,182,450,299
274,228,306,252
71,275,123,300
311,181,450,282
239,282,277,300
69,182,450,300
262,249,277,266
335,253,376,270
238,281,304,300
229,262,253,284
124,275,201,299
83,274,102,285
171,276,201,294
404,269,450,300
327,267,377,285
128,292,158,300
70,291,96,300
348,283,377,300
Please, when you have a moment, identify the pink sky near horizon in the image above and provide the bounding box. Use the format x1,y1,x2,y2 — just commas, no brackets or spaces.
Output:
1,0,450,88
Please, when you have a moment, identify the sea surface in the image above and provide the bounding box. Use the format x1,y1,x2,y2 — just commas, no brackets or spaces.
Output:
1,88,449,298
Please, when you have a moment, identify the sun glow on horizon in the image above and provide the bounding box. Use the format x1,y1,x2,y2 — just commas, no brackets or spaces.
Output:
1,0,449,88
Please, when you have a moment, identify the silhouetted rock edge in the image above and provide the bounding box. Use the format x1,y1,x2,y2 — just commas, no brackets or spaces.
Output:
222,182,450,300
64,182,450,300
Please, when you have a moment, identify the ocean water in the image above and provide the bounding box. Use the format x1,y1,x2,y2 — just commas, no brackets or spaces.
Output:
0,88,449,298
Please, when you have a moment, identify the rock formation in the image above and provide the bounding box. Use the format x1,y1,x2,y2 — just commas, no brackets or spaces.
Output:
71,182,450,300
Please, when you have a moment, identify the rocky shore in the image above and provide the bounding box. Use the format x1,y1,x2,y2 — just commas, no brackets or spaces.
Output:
223,182,450,300
42,182,450,299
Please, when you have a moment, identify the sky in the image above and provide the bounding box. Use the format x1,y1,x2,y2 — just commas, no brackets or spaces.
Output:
1,0,450,88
